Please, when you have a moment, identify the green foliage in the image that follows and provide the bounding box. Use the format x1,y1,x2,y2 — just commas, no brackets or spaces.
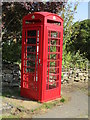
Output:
63,50,88,70
60,2,80,69
62,51,72,68
2,41,21,63
60,2,89,70
42,98,65,109
47,2,79,69
43,103,52,109
61,2,78,46
72,50,88,69
61,72,64,78
67,19,90,60
60,97,65,103
2,2,65,63
2,1,87,70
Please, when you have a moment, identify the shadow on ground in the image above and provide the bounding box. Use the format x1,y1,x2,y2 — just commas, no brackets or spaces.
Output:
2,86,36,102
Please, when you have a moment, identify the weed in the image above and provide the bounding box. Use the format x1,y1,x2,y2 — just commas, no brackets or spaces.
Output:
60,97,65,103
42,100,59,109
31,109,34,112
43,103,52,109
45,104,51,109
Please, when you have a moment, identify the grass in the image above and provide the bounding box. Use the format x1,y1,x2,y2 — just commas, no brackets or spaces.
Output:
1,115,20,119
2,86,66,118
42,103,53,109
33,97,66,114
1,96,66,119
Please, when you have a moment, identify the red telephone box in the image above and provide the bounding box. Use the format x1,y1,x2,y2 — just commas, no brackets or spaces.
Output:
21,12,63,102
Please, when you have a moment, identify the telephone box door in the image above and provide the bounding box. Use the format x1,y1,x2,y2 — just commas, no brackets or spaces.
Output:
22,27,42,100
44,26,62,101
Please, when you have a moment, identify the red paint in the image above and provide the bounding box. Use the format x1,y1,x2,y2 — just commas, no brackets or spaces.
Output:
21,12,63,102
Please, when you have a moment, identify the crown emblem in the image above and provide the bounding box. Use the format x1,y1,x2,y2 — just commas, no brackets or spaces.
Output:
32,15,35,19
53,16,56,20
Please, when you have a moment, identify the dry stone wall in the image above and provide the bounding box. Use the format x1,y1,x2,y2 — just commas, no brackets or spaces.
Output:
2,61,21,87
62,68,88,84
2,61,89,86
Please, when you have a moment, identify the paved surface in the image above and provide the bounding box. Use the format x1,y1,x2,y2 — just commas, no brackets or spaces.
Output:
33,91,88,118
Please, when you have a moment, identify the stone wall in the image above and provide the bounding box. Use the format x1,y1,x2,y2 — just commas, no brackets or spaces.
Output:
2,61,89,86
62,68,88,84
2,61,21,87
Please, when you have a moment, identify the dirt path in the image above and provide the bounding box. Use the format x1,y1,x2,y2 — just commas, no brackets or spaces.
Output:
33,83,88,118
1,82,88,118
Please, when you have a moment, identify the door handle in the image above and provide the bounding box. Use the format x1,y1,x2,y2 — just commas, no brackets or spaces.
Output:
39,59,40,64
39,59,42,66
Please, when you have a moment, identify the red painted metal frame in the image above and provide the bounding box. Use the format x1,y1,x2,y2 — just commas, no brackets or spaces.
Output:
21,12,63,102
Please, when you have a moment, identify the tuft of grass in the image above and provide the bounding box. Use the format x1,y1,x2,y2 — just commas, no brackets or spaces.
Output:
36,98,66,111
60,97,65,103
31,109,34,112
43,103,52,109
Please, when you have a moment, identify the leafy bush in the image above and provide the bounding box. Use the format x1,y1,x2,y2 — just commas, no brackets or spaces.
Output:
62,50,88,70
67,19,90,60
2,41,21,63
